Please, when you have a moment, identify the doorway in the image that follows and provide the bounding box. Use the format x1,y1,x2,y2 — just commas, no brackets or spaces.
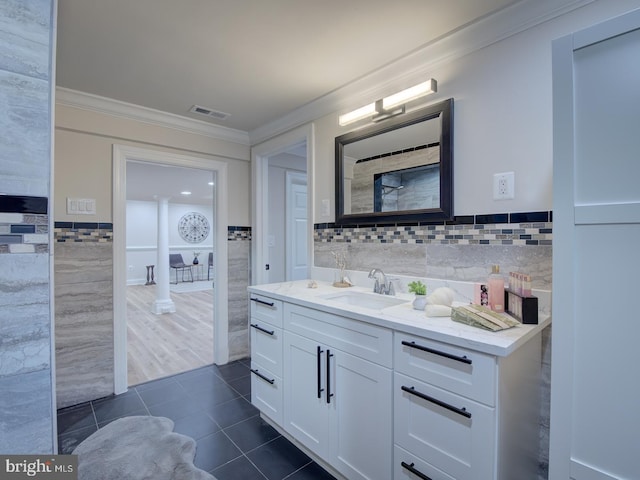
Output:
251,124,314,285
124,161,216,386
113,145,229,395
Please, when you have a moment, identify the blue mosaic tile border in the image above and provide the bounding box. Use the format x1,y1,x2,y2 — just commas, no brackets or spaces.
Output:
0,195,49,253
228,226,251,241
54,222,113,243
315,211,552,246
52,224,251,243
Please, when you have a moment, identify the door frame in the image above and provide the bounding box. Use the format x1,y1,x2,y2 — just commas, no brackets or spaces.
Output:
251,124,314,285
112,144,229,394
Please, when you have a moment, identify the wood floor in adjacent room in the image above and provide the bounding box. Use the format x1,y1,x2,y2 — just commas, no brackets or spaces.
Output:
126,283,214,386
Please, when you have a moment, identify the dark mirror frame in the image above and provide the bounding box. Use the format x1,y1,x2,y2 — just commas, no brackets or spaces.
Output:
335,98,453,225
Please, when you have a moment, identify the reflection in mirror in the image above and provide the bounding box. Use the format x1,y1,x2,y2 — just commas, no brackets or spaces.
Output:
336,98,453,225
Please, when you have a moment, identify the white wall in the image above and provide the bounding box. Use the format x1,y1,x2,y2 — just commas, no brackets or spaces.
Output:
126,200,214,284
311,0,640,221
55,103,251,225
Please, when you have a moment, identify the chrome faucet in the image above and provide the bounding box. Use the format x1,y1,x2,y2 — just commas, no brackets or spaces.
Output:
368,268,395,295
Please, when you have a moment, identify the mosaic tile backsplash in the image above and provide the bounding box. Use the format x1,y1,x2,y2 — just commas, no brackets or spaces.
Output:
0,195,49,253
314,211,552,246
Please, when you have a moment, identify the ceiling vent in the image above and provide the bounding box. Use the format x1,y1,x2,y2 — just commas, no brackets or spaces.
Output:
189,105,230,120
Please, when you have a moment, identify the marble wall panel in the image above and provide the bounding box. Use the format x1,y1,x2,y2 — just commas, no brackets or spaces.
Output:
54,279,114,408
228,330,249,362
227,240,250,360
0,70,50,197
538,325,552,479
425,244,552,289
54,242,113,284
0,368,53,454
0,0,51,79
315,241,427,277
54,242,114,408
0,253,50,376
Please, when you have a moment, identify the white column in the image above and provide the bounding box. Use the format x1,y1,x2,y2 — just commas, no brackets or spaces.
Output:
152,196,176,314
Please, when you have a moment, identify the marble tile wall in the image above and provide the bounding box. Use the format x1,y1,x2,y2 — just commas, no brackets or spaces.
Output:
54,238,114,408
0,0,52,198
0,0,55,454
227,230,251,361
314,211,553,478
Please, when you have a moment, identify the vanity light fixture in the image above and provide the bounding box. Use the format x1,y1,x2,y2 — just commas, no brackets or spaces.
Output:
338,78,438,126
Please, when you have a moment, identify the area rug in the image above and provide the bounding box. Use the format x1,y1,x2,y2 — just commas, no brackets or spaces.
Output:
73,416,216,480
170,280,214,294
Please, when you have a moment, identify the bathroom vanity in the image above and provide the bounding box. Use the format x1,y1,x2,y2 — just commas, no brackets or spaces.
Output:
248,280,549,480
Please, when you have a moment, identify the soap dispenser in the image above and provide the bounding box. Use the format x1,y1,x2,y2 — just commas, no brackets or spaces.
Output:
488,265,505,313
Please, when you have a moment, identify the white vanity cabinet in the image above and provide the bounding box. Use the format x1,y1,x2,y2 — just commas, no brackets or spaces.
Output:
248,283,547,480
394,332,541,480
249,294,284,426
283,303,393,480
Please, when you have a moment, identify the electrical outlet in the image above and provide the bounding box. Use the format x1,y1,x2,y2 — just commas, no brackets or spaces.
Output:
493,172,515,200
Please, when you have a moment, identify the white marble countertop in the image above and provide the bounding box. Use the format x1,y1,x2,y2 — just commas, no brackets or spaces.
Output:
248,280,550,357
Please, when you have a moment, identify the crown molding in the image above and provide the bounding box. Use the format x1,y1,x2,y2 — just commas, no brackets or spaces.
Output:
248,0,594,145
55,87,250,146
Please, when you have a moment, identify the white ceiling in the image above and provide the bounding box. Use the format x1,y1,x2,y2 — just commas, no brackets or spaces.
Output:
125,161,216,206
56,0,522,134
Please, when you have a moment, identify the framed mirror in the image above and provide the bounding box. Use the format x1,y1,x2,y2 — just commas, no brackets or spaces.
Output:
335,98,453,225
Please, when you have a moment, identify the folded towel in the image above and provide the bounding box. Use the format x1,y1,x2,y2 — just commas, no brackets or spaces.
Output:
425,287,455,316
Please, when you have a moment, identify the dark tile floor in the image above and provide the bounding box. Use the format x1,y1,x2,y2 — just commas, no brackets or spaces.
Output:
57,358,336,480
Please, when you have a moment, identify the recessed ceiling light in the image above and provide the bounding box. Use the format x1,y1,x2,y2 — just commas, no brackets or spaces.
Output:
208,181,214,186
180,191,191,195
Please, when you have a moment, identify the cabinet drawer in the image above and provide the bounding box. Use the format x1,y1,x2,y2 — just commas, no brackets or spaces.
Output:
250,362,283,426
394,373,495,480
250,294,283,327
250,321,283,376
285,303,392,367
394,445,455,480
394,332,496,405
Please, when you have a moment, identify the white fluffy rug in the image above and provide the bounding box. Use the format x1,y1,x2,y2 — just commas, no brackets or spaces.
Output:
73,416,216,480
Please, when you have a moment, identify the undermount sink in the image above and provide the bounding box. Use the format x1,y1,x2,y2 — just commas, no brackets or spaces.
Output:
321,291,408,310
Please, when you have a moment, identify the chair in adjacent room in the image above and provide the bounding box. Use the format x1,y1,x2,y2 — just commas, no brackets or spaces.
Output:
169,253,193,284
207,252,214,282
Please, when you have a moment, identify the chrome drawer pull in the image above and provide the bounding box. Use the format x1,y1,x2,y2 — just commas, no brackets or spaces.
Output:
250,368,275,384
401,340,472,365
401,462,433,480
401,385,472,419
250,323,275,336
250,297,275,307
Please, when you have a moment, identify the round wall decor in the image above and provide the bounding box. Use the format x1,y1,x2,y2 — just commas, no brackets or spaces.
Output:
178,212,210,243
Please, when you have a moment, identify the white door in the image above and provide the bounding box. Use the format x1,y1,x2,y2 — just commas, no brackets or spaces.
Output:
550,10,640,479
286,171,308,281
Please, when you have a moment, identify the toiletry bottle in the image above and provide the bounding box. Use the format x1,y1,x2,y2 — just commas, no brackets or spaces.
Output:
488,265,505,313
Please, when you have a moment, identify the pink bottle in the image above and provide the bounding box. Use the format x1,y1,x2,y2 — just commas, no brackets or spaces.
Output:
488,265,505,312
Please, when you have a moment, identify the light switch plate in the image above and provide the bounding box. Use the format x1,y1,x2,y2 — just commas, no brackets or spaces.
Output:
321,199,331,217
67,197,96,215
